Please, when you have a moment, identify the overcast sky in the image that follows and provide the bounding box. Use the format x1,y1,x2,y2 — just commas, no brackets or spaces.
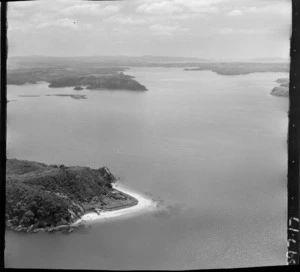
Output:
7,0,291,60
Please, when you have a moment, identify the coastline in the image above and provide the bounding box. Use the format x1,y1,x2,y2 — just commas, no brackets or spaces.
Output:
6,182,157,233
72,182,157,226
6,158,157,234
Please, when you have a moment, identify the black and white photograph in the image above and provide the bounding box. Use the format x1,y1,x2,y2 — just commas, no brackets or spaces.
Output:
2,0,294,269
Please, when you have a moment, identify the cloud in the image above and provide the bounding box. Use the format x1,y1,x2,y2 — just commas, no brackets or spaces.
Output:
105,16,146,25
227,9,243,16
8,1,40,9
8,23,30,33
169,13,201,20
136,0,223,15
30,12,51,23
173,0,222,13
60,3,121,16
8,0,72,13
136,1,183,15
8,1,43,18
149,23,189,36
36,18,92,30
8,8,24,18
246,2,291,16
8,0,290,59
216,27,272,35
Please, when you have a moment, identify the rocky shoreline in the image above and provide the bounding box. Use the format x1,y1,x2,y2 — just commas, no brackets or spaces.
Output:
6,221,77,234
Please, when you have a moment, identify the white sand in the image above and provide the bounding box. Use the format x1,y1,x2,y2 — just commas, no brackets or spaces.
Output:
72,182,157,226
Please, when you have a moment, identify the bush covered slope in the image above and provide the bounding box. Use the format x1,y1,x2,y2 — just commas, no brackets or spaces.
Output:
6,159,137,232
48,73,147,91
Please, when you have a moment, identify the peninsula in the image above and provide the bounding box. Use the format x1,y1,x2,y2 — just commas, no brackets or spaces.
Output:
6,159,145,233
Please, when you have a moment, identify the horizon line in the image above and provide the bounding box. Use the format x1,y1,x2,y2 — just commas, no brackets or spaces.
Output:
8,55,290,61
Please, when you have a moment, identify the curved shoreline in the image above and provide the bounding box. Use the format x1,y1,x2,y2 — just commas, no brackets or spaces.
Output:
6,158,157,233
72,182,157,226
6,183,157,233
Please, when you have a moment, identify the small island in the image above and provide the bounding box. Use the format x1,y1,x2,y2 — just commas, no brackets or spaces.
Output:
74,86,84,91
6,159,140,233
18,95,41,98
48,73,147,91
270,78,289,97
46,94,87,100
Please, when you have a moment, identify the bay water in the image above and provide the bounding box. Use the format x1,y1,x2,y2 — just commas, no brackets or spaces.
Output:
5,68,288,269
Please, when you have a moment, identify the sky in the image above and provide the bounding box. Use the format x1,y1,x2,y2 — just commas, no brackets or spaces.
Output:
7,0,291,60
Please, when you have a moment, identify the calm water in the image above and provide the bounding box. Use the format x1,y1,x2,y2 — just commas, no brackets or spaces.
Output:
5,68,288,269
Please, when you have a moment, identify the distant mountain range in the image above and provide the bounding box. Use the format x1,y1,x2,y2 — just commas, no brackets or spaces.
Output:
9,55,289,63
9,55,211,64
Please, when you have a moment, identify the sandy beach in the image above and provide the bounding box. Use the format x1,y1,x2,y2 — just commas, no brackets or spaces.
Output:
72,182,157,226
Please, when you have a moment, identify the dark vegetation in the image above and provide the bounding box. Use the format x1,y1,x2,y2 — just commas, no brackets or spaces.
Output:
8,57,289,91
7,57,147,91
270,78,289,97
74,86,83,91
46,94,87,100
184,62,289,75
48,73,147,91
276,77,290,87
6,159,138,233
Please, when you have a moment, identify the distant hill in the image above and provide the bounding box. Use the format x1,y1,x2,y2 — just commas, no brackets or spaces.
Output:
8,56,289,86
249,57,289,63
9,55,210,64
7,61,148,91
184,62,289,75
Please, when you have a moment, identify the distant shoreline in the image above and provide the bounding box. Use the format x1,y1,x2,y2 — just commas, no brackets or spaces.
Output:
7,70,148,91
7,58,289,88
184,62,289,75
